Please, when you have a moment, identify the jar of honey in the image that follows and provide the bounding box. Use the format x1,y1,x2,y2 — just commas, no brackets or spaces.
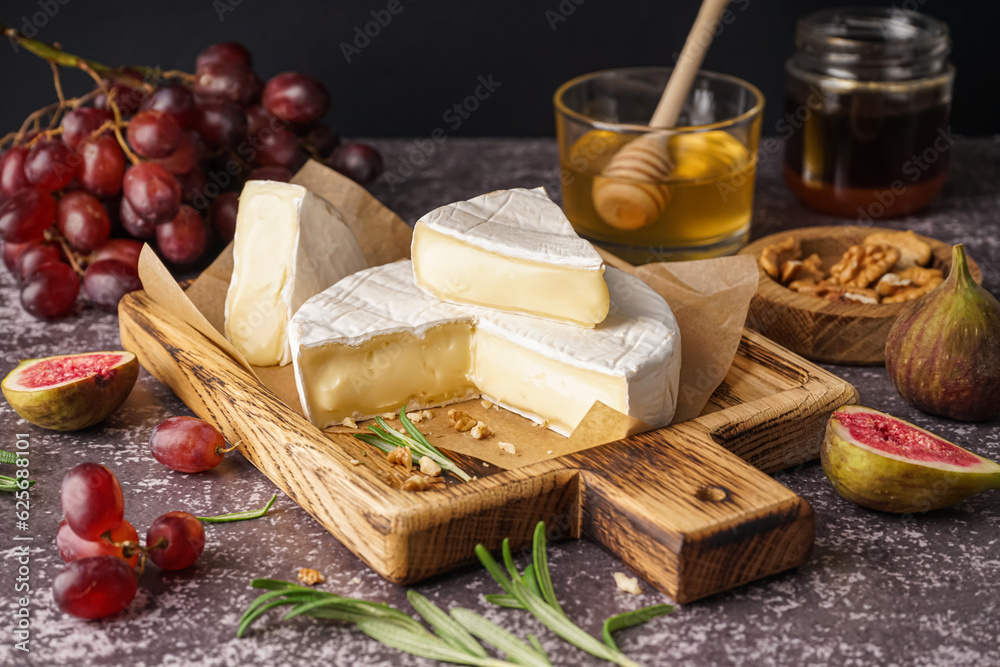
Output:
783,7,953,219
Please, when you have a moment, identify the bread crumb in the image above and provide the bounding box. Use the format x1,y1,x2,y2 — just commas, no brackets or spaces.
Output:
419,456,442,477
470,421,493,440
498,441,516,455
297,568,325,585
481,399,493,410
614,572,642,595
342,417,358,429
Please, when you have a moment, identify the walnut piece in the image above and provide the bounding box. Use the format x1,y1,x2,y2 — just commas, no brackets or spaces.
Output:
875,272,913,297
829,244,899,288
406,410,433,423
897,266,944,287
470,421,493,440
498,441,516,455
865,230,932,269
401,474,430,492
481,399,493,410
760,237,802,280
792,279,879,304
448,409,476,432
341,417,358,429
613,572,642,595
297,568,325,585
418,456,441,477
386,446,412,469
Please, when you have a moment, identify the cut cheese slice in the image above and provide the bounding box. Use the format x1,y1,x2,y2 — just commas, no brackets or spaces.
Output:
412,188,609,327
288,260,680,435
224,180,367,366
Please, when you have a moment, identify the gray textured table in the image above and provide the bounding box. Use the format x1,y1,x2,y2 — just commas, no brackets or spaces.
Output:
1,138,998,667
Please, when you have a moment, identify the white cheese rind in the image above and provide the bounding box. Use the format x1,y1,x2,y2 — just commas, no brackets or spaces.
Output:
412,188,610,326
289,260,680,435
224,180,367,366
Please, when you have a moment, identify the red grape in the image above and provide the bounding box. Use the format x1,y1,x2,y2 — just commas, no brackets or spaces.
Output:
141,84,197,130
176,167,206,204
155,132,201,175
91,238,143,269
123,162,181,225
127,110,182,159
328,142,383,186
156,205,206,264
77,135,126,198
210,191,239,241
24,140,76,191
60,463,125,541
57,519,141,567
3,239,41,273
247,165,292,182
96,82,146,116
57,191,111,251
0,187,56,243
120,196,156,239
302,123,340,158
256,127,305,169
245,104,278,137
263,72,330,125
21,263,79,319
194,62,256,105
147,511,205,570
52,555,138,619
196,42,253,70
149,416,226,473
194,100,247,149
84,259,142,311
60,108,113,150
16,242,63,280
1,146,31,196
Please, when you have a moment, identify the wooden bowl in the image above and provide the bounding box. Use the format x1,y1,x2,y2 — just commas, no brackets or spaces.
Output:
738,226,982,366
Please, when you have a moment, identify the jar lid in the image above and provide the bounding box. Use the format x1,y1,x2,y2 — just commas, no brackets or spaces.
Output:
795,6,950,81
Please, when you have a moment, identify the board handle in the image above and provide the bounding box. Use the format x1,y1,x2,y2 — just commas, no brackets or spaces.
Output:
568,422,814,603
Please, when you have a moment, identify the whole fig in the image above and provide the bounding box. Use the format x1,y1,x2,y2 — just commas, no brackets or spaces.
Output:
885,244,1000,422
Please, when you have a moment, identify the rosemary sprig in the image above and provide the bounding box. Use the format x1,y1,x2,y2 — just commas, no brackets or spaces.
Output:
0,449,33,492
237,521,672,666
197,493,277,523
353,406,471,482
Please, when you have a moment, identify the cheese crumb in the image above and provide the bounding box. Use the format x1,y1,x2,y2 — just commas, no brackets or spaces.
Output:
448,409,476,432
470,421,493,440
349,458,360,466
614,572,642,595
546,450,553,455
419,456,442,477
297,568,325,586
342,417,358,429
481,399,493,410
498,441,516,455
351,577,361,585
381,412,396,420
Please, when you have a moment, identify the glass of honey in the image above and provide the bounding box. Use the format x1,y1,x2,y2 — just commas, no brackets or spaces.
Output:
554,67,764,264
783,7,953,219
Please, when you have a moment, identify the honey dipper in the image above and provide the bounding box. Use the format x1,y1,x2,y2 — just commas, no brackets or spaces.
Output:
592,0,733,231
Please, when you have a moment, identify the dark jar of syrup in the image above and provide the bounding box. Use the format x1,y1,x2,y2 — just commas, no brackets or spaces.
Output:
783,7,954,219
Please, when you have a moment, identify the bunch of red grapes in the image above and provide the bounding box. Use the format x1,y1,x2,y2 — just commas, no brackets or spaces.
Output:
54,463,206,619
0,41,383,320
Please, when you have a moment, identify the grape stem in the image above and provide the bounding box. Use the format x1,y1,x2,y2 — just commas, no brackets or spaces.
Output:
44,230,87,278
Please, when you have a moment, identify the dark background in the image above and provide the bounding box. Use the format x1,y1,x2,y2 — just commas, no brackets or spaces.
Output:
0,0,996,139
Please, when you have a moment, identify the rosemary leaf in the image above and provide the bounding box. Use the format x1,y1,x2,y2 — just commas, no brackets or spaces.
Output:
0,475,33,492
531,523,563,615
0,449,24,465
239,596,314,637
527,633,548,661
354,409,472,482
450,607,551,667
251,578,316,592
356,618,514,666
198,493,277,523
602,605,675,651
483,594,524,609
408,591,489,658
502,539,524,587
475,543,516,597
353,433,396,454
521,565,542,599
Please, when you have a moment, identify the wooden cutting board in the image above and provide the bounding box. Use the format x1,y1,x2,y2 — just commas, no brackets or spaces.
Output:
119,291,856,603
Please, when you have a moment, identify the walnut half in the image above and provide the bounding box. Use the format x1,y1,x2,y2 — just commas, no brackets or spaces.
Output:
760,237,802,280
828,244,899,288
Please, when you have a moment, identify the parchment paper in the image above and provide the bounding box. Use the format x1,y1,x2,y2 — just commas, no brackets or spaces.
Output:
137,161,758,469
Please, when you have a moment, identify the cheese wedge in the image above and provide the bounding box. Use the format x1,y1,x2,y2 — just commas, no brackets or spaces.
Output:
224,180,367,366
411,188,609,327
288,260,680,435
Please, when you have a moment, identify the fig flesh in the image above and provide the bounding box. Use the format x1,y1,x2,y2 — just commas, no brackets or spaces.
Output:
822,405,1000,513
1,351,139,431
885,244,1000,422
